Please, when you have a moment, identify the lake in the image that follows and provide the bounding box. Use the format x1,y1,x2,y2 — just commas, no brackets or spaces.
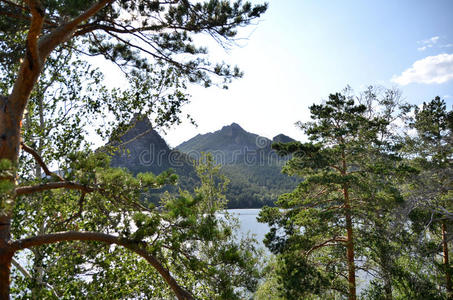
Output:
227,208,269,250
227,208,371,293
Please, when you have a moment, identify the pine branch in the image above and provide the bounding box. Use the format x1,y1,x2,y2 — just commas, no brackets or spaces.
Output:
38,0,114,59
306,237,347,256
15,181,94,195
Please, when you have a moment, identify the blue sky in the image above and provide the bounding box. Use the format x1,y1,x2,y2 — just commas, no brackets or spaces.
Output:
109,0,453,146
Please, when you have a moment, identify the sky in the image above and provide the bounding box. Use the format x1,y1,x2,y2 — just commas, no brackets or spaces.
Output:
97,0,453,147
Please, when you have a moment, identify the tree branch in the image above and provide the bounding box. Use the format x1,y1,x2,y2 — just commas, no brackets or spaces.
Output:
73,23,164,37
0,10,30,22
15,182,94,196
11,258,31,279
11,258,61,298
306,237,347,256
26,0,44,70
38,0,114,59
20,142,64,181
0,1,56,26
321,205,345,212
54,192,86,228
11,231,193,300
7,1,45,128
0,0,28,11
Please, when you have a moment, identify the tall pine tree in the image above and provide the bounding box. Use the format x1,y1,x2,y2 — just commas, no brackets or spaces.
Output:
405,97,453,298
259,87,412,299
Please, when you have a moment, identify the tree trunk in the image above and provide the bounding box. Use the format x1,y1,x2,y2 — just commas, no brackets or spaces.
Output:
341,151,356,300
0,6,49,295
0,95,21,300
0,215,13,299
344,187,356,300
0,249,12,300
0,2,123,298
383,272,393,300
442,222,452,298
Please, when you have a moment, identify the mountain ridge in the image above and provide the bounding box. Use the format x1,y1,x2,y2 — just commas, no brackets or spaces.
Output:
177,122,295,154
109,118,299,208
175,122,299,208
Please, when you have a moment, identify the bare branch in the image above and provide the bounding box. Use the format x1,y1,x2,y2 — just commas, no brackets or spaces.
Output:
11,258,31,279
73,23,164,37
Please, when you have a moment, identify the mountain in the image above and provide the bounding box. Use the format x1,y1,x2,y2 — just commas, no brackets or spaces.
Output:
108,119,299,208
273,133,295,144
177,123,272,165
176,123,299,208
108,116,197,203
178,122,271,152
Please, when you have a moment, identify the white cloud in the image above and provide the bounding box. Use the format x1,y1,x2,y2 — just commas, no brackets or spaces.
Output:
417,36,440,51
421,36,440,44
417,46,429,51
417,36,453,51
440,43,453,49
392,53,453,85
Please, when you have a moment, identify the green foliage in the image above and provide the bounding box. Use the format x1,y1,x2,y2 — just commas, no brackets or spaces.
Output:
400,96,453,298
0,159,15,214
1,1,268,298
194,153,229,212
11,149,262,298
258,86,416,298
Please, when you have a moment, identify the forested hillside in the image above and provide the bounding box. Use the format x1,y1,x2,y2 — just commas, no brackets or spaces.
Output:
177,123,300,208
107,119,299,208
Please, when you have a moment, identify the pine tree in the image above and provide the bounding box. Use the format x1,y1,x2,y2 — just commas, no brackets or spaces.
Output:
405,97,453,298
259,87,413,299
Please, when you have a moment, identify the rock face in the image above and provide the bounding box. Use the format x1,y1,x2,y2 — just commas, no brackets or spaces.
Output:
109,116,197,199
110,116,174,175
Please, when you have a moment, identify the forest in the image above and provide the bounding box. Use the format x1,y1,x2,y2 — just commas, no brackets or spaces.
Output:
0,0,452,299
